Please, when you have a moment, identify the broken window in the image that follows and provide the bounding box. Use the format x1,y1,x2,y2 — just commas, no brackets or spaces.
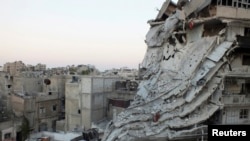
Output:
39,107,46,114
218,0,233,6
175,33,186,44
52,104,57,111
244,27,250,37
241,82,250,95
246,83,250,97
218,0,250,8
239,109,249,119
242,55,250,65
108,99,131,108
4,133,11,139
115,80,138,91
203,23,226,37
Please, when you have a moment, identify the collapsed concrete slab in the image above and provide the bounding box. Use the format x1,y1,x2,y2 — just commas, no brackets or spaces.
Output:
102,0,250,140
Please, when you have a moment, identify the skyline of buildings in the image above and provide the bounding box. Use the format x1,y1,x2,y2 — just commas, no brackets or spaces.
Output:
0,60,139,73
0,0,167,72
0,59,139,141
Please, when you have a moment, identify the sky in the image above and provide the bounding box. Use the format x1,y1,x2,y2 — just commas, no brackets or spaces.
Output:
0,0,177,71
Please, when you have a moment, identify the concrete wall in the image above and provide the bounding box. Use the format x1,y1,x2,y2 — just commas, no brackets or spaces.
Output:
231,55,244,69
38,117,58,132
226,25,244,42
81,108,91,130
222,107,250,124
92,78,104,93
36,99,60,119
107,106,124,120
227,53,250,73
217,6,250,20
88,77,120,128
65,82,81,131
13,76,43,94
0,72,9,96
28,131,81,141
0,121,12,132
65,98,81,131
221,51,250,125
3,61,25,76
104,78,116,92
55,120,65,132
36,93,59,102
44,75,69,97
11,95,25,116
35,93,61,132
65,76,121,130
10,94,36,128
80,77,92,93
0,72,12,111
91,92,106,122
10,92,60,132
1,126,16,141
80,77,118,93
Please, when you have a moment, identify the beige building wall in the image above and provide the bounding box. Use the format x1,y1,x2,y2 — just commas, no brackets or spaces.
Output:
35,93,61,132
65,82,81,131
11,94,25,116
0,72,12,111
10,92,61,132
3,61,26,76
35,63,46,71
220,49,250,125
217,6,250,20
0,121,16,141
43,75,69,97
65,76,120,131
13,76,43,94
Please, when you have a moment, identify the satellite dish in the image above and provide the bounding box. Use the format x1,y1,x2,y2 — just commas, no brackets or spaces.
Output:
44,79,51,85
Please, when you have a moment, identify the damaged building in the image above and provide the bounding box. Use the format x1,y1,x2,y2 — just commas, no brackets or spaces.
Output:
64,76,138,132
102,0,250,141
10,73,69,133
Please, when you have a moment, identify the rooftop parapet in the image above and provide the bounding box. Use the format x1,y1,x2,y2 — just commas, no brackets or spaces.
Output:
216,0,250,20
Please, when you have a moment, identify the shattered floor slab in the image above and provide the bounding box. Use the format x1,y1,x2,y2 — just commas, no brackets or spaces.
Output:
102,0,249,140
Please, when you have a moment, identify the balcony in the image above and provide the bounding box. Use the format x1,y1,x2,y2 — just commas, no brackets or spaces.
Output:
222,94,250,106
216,0,250,20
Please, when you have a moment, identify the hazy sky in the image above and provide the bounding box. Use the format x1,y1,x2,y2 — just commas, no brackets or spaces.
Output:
0,0,177,71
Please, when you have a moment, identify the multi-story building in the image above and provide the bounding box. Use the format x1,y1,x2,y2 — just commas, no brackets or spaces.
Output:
3,61,26,76
102,0,250,140
13,73,43,95
34,63,46,72
0,72,21,141
11,92,61,132
102,67,139,80
106,80,138,120
10,73,70,133
65,76,121,131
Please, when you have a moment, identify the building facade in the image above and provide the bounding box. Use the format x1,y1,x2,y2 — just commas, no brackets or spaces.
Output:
65,76,121,131
3,61,26,76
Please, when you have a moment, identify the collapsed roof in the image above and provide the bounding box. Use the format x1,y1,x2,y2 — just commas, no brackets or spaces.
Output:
102,0,250,140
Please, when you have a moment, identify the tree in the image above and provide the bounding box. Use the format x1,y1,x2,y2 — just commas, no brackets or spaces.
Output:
20,117,30,141
81,70,90,75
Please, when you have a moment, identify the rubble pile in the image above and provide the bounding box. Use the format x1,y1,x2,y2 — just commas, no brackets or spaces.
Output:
102,0,246,140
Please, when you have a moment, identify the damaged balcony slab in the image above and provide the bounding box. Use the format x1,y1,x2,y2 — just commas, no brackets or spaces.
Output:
102,0,250,141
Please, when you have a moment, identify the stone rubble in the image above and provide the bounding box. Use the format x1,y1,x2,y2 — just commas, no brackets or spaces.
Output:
102,0,241,140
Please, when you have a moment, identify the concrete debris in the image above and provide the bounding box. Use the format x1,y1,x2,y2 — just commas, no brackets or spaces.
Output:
102,0,248,140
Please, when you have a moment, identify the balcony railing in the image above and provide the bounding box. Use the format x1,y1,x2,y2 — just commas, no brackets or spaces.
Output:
222,94,250,105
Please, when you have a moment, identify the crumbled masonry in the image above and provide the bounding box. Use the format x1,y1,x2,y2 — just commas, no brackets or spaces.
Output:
102,0,245,140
